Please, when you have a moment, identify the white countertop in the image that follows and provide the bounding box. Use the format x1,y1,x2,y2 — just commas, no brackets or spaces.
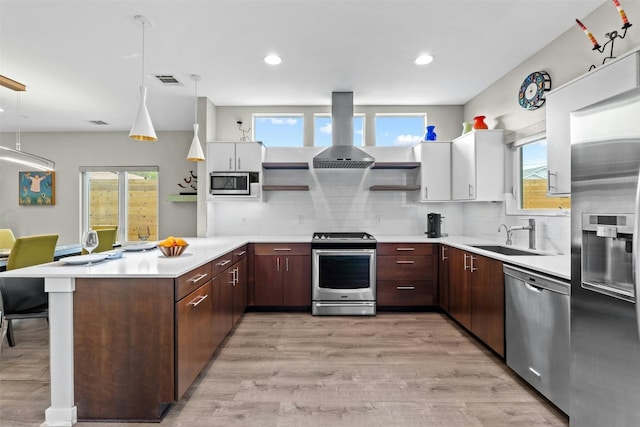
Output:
0,234,570,281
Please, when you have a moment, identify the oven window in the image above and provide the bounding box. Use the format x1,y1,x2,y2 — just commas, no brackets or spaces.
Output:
319,255,370,289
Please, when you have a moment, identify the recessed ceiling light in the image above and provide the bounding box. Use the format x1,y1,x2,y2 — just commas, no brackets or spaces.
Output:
415,54,434,65
264,55,282,65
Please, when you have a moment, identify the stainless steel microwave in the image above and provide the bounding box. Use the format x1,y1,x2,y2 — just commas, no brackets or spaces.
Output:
210,172,250,195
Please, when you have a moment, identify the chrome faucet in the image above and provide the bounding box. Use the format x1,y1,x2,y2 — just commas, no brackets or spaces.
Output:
498,224,513,246
502,219,537,250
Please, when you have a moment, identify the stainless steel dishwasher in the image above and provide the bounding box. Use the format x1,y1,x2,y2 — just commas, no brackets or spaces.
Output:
504,265,570,414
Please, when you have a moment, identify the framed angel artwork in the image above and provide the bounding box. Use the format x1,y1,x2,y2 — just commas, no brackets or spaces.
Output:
19,171,55,205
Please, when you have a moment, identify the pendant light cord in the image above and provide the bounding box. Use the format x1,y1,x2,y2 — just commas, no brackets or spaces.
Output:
15,91,21,151
194,77,198,123
141,21,146,87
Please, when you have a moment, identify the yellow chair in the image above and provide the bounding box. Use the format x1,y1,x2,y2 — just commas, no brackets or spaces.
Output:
6,234,58,271
91,225,118,245
81,228,117,254
2,234,58,346
0,229,16,251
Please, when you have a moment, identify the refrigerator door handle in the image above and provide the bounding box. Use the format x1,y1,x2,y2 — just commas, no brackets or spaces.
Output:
634,169,640,341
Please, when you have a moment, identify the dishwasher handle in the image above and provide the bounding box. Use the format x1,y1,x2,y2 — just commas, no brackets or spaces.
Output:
504,265,570,295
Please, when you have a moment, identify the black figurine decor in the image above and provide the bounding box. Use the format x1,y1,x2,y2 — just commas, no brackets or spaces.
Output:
576,0,633,71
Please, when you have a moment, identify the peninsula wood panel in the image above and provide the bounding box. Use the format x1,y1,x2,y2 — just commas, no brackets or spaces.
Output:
73,278,175,421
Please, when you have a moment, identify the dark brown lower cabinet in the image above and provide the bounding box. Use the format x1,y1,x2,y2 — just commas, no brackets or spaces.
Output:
176,281,214,399
376,243,437,307
438,245,449,311
253,243,311,307
446,246,504,357
212,270,233,350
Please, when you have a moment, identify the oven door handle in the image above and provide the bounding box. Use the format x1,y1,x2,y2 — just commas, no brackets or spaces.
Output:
313,302,375,307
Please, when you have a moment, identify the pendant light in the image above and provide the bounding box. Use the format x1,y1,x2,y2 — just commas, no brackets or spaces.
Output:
0,77,55,171
186,74,205,161
129,15,157,141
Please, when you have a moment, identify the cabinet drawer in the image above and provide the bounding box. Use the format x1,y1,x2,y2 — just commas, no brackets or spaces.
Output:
211,251,234,277
377,243,433,256
377,256,432,280
232,245,248,264
175,262,213,301
377,280,435,306
254,243,310,256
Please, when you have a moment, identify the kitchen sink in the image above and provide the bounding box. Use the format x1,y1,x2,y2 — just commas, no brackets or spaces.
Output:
470,245,545,256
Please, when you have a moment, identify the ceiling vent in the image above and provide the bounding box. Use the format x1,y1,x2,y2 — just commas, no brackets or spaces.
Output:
155,75,182,85
88,120,109,125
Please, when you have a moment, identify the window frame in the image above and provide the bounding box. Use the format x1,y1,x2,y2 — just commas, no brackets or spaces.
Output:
80,166,159,243
373,113,427,147
505,132,570,216
313,113,365,147
251,113,305,147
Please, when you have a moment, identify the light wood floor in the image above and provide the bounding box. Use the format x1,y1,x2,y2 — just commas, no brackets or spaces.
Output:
0,313,568,427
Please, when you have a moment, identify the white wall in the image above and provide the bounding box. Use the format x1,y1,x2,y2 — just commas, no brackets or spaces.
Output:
0,130,197,245
459,0,640,254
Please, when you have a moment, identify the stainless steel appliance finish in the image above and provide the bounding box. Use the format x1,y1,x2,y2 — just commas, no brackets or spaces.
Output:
504,265,570,414
570,86,640,426
209,172,250,195
312,92,375,169
312,232,376,315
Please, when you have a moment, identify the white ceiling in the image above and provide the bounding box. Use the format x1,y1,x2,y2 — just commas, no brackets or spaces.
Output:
0,0,606,134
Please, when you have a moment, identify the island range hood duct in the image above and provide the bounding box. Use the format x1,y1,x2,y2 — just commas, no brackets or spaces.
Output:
313,92,374,168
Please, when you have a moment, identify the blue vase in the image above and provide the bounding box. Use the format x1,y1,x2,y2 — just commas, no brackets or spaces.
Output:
425,125,437,141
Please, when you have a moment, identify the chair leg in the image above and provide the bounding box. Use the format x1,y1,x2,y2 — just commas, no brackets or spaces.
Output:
7,319,15,347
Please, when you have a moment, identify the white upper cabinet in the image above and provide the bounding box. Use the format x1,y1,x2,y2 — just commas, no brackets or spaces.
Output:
415,142,451,201
451,130,504,201
546,50,640,196
207,142,263,172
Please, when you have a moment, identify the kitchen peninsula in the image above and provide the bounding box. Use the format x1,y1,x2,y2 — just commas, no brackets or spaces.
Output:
0,235,568,426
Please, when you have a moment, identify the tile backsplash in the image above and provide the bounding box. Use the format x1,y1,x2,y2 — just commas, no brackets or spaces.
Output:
208,168,569,254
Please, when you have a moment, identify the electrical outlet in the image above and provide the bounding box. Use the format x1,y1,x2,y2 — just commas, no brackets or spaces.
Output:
297,214,304,224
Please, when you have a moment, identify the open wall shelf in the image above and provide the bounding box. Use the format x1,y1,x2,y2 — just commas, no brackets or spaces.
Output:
369,185,421,191
262,185,310,191
371,162,420,170
262,162,309,170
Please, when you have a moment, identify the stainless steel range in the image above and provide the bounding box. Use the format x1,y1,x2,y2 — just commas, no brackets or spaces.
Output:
311,232,377,316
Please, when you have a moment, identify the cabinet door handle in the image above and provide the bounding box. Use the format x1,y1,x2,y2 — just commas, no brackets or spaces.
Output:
425,187,428,199
396,286,415,290
396,248,415,251
229,268,236,286
216,259,231,267
237,158,241,170
234,250,247,257
470,256,477,272
187,273,208,284
273,248,292,251
396,260,415,264
547,170,557,191
286,257,289,272
228,157,232,170
276,257,280,271
463,254,469,271
468,184,473,197
441,246,448,261
188,294,209,307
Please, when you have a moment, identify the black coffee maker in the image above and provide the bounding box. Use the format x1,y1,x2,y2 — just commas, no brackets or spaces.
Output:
426,213,443,238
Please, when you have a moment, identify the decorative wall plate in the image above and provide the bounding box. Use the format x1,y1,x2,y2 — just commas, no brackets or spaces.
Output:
518,71,552,110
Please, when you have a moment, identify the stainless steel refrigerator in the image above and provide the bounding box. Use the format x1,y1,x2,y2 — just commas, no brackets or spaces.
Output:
571,86,640,426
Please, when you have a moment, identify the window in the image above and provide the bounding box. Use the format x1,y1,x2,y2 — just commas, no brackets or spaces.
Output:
81,166,159,243
507,135,570,215
314,114,365,146
374,114,426,146
253,114,304,147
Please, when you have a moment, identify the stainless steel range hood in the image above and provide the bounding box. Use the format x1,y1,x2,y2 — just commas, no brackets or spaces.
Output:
313,92,374,169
